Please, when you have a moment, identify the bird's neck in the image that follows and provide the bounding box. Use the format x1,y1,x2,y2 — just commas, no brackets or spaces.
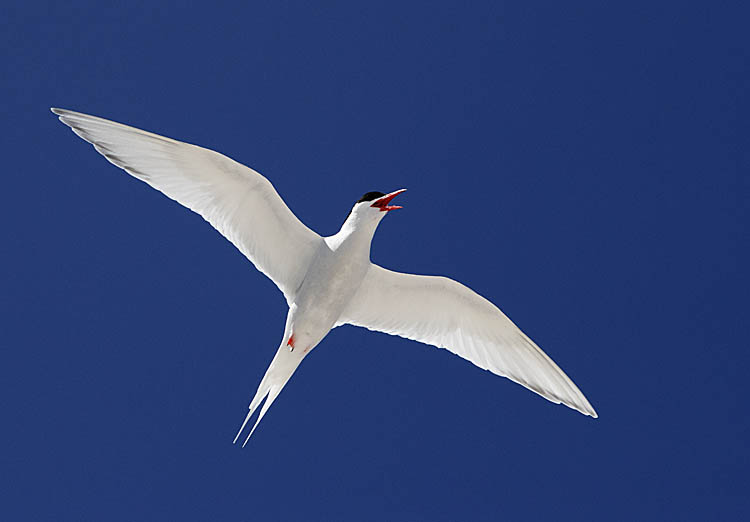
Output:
328,215,380,256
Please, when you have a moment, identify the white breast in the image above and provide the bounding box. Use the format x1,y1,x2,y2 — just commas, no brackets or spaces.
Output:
287,236,371,349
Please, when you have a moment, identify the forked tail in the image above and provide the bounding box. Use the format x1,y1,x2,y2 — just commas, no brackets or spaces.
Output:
233,341,308,447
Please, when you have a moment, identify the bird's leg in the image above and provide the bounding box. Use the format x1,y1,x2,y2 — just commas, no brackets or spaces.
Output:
286,333,296,352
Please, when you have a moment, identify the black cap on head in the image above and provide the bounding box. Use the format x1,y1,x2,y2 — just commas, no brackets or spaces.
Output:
357,191,385,204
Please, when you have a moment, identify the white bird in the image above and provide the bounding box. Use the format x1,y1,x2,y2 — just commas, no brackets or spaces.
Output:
52,108,597,445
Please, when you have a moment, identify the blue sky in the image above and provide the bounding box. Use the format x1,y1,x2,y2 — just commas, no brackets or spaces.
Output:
2,1,748,520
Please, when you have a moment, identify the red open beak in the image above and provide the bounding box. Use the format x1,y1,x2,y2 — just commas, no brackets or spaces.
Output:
371,189,407,212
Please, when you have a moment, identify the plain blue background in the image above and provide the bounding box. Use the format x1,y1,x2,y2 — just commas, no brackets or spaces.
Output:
2,1,747,520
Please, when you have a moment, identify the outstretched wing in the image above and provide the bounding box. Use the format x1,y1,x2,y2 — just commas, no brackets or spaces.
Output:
339,264,597,417
52,108,322,299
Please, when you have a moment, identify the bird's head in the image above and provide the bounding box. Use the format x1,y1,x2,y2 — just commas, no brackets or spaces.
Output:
340,189,406,236
350,189,406,218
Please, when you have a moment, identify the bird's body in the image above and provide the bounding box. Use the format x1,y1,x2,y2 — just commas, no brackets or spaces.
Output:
298,221,375,346
53,108,597,445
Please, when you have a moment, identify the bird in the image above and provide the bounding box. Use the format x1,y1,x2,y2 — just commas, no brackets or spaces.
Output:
52,108,597,446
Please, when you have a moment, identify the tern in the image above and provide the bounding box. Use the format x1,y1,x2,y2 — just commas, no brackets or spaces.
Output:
52,108,597,446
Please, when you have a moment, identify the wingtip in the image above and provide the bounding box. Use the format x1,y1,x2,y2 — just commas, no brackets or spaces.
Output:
583,405,599,419
51,107,81,119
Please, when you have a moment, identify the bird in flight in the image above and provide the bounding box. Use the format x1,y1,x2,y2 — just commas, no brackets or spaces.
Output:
52,108,597,446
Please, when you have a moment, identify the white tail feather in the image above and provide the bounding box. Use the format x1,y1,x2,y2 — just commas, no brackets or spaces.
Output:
233,407,255,444
243,386,281,447
233,341,309,445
